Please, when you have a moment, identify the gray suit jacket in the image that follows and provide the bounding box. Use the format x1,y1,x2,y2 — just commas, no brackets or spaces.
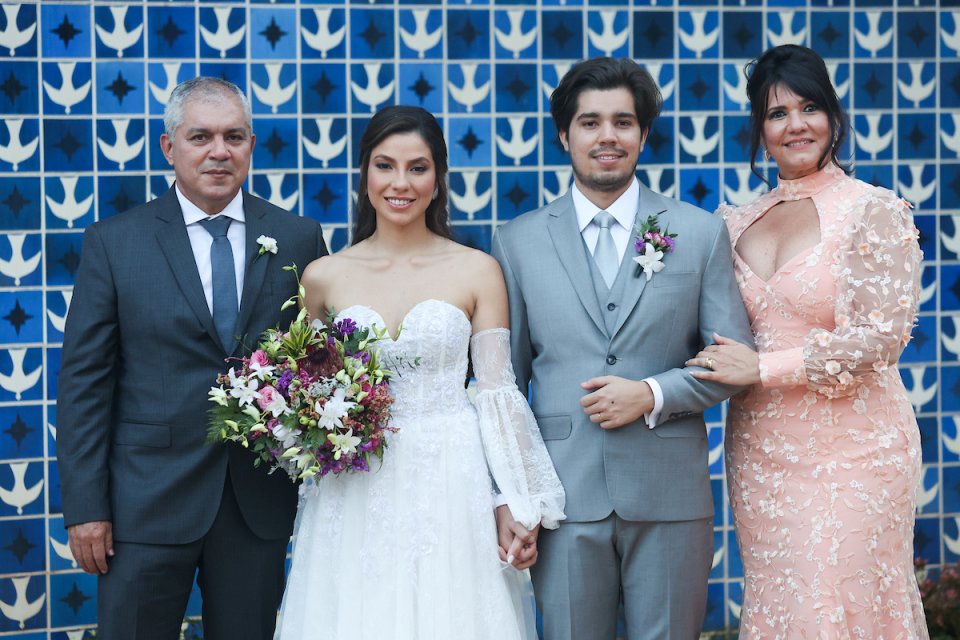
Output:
492,184,753,523
57,187,327,544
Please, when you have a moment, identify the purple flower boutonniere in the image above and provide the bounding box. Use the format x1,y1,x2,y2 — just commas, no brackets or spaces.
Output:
632,214,677,281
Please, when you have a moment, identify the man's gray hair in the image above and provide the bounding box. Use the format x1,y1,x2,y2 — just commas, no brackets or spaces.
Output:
163,77,253,140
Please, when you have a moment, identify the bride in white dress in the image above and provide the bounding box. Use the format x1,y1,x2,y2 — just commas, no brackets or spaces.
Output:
275,106,565,640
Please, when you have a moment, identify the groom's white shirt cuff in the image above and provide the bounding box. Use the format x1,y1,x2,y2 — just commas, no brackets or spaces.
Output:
643,377,663,429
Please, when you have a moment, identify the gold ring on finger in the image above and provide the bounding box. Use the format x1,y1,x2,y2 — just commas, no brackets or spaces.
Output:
706,358,714,370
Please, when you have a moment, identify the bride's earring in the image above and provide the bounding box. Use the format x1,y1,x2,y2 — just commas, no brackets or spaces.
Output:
762,146,771,162
432,188,439,200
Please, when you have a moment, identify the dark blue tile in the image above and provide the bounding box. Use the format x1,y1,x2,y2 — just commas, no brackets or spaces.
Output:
252,118,299,170
449,63,492,114
942,464,960,514
0,3,37,59
0,233,41,287
0,518,45,575
913,213,935,261
679,168,721,212
723,11,761,58
723,112,757,163
148,118,168,172
541,168,571,208
897,11,935,58
542,11,583,59
301,63,347,114
95,118,147,172
541,117,567,167
44,233,82,288
349,9,394,60
811,12,850,58
854,62,893,109
711,477,724,526
703,582,725,629
303,173,350,225
97,175,147,220
677,11,719,59
326,227,351,253
349,63,395,115
944,414,960,463
586,10,630,58
496,171,538,220
94,5,143,59
399,64,443,114
0,460,44,515
41,62,92,116
46,458,61,516
399,9,443,60
495,64,538,113
917,416,939,464
0,291,42,345
678,63,718,111
251,63,298,115
709,529,724,579
95,62,145,115
898,113,936,160
449,117,492,167
0,178,40,231
147,6,195,60
0,62,38,116
199,6,247,60
42,4,91,58
197,62,246,94
0,405,43,461
640,116,674,164
349,117,370,168
0,118,39,173
448,10,490,60
855,163,893,191
902,314,936,363
43,119,93,173
943,163,960,210
450,171,493,221
301,117,348,170
300,7,346,60
50,573,96,628
914,516,941,566
0,574,45,631
943,63,960,109
495,116,539,167
452,224,491,253
494,9,537,60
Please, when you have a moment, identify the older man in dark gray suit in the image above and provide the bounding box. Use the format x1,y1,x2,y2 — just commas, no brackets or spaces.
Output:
492,58,754,639
57,77,326,640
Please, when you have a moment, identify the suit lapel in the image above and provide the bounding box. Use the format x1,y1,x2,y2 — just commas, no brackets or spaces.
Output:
233,192,271,353
611,183,668,338
545,193,606,336
154,188,221,348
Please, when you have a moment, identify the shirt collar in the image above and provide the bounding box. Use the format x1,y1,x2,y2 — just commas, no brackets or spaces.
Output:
572,178,640,233
176,185,245,226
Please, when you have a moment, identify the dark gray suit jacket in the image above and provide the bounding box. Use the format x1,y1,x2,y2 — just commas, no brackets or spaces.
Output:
57,187,327,544
492,185,754,523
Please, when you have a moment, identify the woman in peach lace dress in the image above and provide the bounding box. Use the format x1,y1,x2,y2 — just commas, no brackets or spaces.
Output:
688,45,928,638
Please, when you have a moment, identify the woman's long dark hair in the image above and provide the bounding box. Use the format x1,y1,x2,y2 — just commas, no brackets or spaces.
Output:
745,44,851,184
353,106,452,244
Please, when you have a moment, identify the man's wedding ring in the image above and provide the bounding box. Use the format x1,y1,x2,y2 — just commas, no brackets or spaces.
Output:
705,358,715,370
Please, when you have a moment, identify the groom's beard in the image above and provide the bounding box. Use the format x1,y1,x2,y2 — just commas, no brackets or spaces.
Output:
569,147,638,194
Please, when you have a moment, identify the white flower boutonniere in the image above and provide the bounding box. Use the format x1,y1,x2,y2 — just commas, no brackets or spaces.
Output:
632,214,677,280
256,235,278,258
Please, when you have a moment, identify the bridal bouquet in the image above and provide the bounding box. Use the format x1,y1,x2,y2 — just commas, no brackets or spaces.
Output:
207,268,397,480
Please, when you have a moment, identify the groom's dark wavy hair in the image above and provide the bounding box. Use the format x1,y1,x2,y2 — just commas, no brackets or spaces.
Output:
550,57,662,139
353,106,452,244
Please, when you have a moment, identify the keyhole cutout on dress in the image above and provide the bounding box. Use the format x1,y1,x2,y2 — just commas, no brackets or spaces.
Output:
735,197,822,282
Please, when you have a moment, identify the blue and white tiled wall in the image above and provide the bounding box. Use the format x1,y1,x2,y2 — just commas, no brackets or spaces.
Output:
0,1,954,636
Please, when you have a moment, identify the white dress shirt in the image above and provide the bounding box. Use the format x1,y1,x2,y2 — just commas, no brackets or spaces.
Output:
569,180,664,428
177,186,246,315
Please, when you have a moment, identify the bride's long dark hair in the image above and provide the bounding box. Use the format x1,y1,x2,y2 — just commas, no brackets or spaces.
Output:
353,106,452,244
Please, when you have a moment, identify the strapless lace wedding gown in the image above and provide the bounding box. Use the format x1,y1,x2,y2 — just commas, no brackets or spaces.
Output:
274,299,564,640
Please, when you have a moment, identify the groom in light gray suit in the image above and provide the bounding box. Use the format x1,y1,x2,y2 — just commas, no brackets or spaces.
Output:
492,58,753,639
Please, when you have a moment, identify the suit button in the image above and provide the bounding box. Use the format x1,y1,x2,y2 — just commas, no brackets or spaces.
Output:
607,302,616,311
606,355,616,365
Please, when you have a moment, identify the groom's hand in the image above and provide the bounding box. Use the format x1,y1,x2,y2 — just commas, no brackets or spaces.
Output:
580,376,653,429
68,520,114,575
495,505,539,570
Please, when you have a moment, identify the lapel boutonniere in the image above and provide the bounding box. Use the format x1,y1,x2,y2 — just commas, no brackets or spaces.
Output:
256,235,278,258
632,214,677,281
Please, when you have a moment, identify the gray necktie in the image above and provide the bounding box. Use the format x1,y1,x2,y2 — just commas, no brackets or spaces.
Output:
592,211,619,288
200,216,239,352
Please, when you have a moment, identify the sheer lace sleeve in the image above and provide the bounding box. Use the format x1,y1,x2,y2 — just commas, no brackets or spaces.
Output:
761,190,921,396
471,328,566,530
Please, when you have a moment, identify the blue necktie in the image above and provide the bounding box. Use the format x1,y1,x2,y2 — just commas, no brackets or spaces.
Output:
200,216,239,352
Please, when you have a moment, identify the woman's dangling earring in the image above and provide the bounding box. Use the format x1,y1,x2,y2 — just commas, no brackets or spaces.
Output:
432,188,439,201
762,146,771,162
